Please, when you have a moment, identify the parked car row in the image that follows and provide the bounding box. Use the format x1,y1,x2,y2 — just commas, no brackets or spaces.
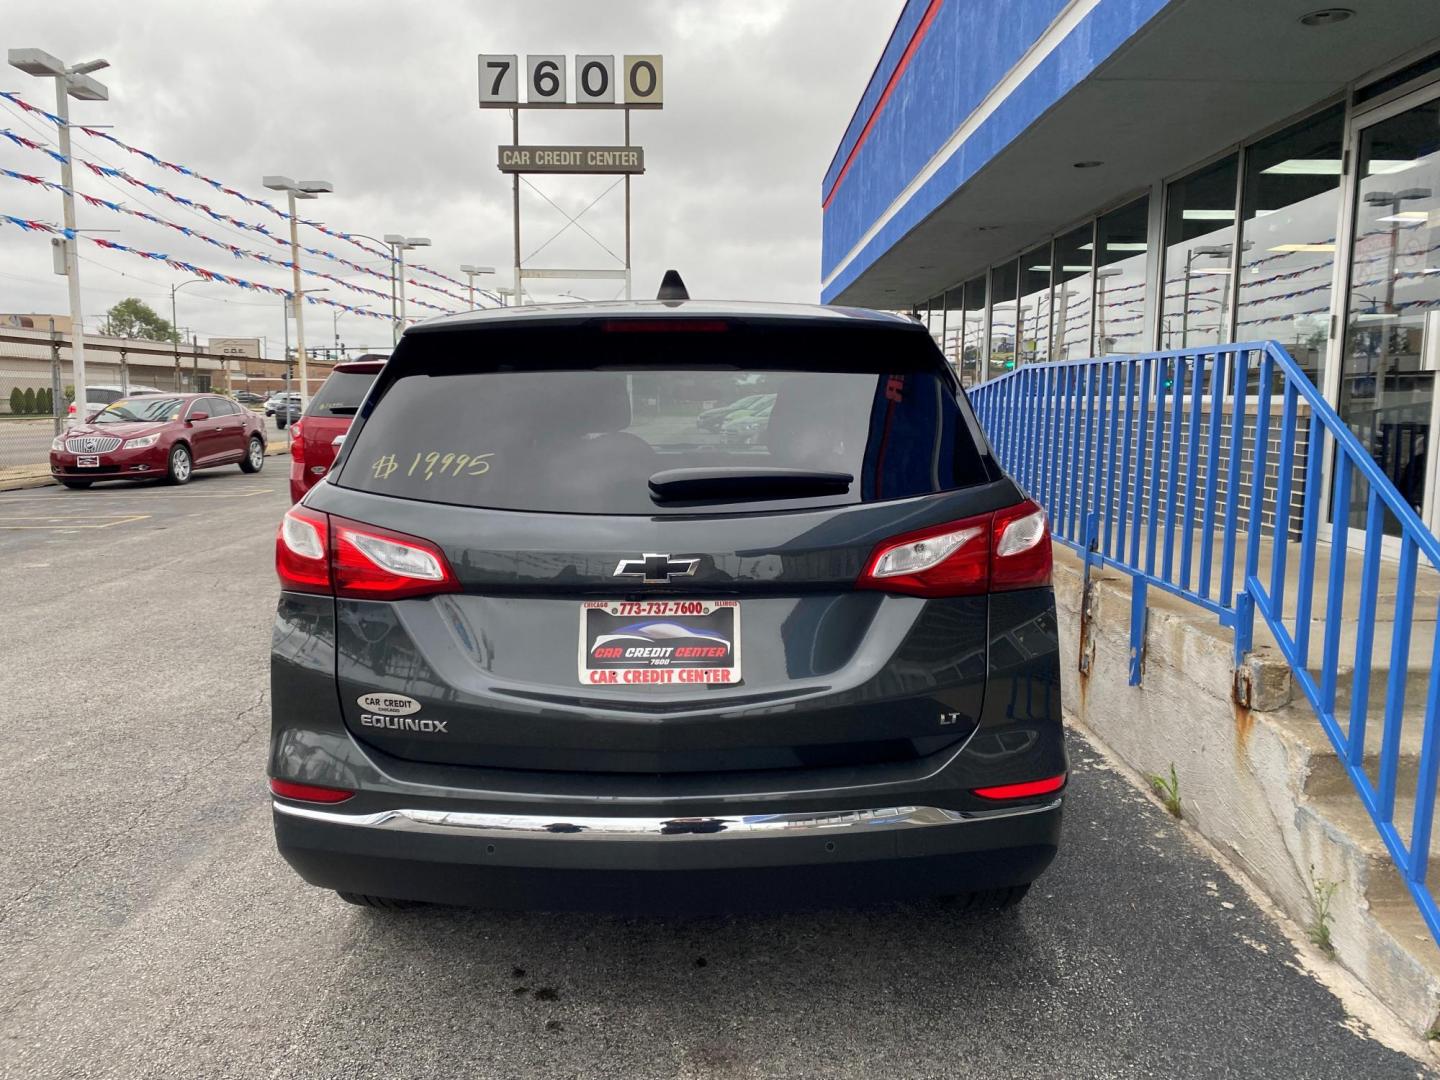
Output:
266,391,303,427
696,392,778,445
47,360,385,493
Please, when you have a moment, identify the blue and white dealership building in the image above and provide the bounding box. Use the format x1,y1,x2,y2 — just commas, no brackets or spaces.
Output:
823,0,1440,515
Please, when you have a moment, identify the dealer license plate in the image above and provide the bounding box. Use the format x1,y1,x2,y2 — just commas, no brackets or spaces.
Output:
76,455,100,468
579,600,741,687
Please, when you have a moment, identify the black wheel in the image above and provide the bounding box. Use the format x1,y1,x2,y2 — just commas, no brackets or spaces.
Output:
336,891,425,910
60,479,92,490
166,443,193,485
943,883,1031,911
276,415,288,430
240,435,265,473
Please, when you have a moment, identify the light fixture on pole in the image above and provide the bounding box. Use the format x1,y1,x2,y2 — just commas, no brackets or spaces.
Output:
459,264,495,309
384,235,430,342
1179,244,1233,348
263,175,332,409
9,48,109,428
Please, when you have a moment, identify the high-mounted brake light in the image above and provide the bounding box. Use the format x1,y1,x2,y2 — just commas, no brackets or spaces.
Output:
331,516,460,600
972,773,1067,800
600,319,729,333
857,499,1051,598
269,777,355,804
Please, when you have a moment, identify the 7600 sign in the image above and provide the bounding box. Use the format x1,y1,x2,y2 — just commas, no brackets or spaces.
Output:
478,54,663,107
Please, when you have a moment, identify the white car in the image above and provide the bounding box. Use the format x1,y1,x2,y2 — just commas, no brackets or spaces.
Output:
69,383,166,421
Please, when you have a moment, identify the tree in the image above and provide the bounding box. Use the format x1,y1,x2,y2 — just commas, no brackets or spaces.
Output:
102,297,178,343
39,387,53,414
8,387,22,415
22,388,36,414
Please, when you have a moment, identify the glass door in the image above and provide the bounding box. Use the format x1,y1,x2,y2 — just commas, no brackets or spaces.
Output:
1337,87,1440,533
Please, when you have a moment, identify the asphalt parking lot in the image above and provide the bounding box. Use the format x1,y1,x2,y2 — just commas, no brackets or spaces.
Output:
0,468,1430,1079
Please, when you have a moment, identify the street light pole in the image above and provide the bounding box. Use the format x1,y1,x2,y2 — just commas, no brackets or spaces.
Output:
9,49,109,427
460,264,496,309
170,277,206,390
384,235,430,341
264,176,332,408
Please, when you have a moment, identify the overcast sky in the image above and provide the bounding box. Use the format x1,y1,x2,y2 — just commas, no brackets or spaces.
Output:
1,1,900,356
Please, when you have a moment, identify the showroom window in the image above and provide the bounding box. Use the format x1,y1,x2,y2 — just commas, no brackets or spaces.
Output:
1237,104,1345,385
1018,243,1053,365
1162,153,1241,349
960,276,986,385
989,260,1020,374
1092,197,1150,355
1053,222,1095,360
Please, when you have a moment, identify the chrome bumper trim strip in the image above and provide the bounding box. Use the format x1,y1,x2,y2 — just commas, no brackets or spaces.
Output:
271,798,1061,839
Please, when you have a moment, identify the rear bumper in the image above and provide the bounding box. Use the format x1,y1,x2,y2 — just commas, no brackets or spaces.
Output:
272,797,1061,911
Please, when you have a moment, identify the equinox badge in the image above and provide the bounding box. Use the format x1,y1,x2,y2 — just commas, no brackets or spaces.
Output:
613,553,700,584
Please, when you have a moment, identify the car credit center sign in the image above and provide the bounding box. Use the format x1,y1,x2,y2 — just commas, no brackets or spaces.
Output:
498,145,644,174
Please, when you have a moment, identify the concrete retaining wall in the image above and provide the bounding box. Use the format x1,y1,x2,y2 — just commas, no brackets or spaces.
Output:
1053,550,1440,1034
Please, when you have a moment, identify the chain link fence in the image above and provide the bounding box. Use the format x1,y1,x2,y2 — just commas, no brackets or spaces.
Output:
0,327,309,478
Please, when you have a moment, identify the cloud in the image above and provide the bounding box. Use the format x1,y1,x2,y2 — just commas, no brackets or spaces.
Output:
0,0,899,352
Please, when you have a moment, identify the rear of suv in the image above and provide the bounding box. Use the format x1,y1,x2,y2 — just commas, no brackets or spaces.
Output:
288,358,385,503
269,299,1065,913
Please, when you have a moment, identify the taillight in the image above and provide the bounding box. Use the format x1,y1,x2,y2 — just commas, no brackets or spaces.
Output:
857,499,1051,597
276,505,330,593
972,773,1067,800
289,420,304,460
990,499,1051,591
331,516,460,600
275,507,460,600
269,777,354,803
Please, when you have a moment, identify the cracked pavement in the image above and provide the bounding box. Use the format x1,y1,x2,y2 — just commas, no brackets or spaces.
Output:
0,469,1432,1079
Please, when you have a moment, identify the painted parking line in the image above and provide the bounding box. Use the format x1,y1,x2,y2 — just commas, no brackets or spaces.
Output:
0,514,151,530
0,488,274,503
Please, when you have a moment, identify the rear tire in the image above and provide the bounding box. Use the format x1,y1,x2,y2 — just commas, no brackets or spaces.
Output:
166,443,192,485
60,480,92,489
943,883,1031,911
240,435,265,473
336,891,425,910
276,415,287,430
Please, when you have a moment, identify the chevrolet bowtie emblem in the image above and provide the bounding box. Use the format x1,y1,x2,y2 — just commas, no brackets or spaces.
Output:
613,553,700,584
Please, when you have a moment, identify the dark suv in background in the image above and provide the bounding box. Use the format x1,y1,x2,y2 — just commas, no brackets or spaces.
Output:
269,296,1064,913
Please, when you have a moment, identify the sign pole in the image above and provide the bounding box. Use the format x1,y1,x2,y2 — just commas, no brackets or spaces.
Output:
512,107,522,307
624,107,632,300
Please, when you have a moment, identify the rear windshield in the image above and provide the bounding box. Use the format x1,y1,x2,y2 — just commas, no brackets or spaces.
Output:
306,370,377,418
336,326,988,514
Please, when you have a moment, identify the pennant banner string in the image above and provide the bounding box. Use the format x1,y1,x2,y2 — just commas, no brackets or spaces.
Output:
0,212,400,323
0,166,461,315
0,91,478,295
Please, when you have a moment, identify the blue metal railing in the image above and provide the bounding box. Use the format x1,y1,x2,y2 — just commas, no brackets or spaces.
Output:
970,341,1440,945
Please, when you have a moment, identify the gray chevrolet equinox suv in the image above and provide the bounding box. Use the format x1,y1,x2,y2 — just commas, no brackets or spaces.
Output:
269,294,1065,913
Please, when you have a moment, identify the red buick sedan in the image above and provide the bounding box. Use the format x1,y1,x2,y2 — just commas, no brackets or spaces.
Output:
50,393,267,488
